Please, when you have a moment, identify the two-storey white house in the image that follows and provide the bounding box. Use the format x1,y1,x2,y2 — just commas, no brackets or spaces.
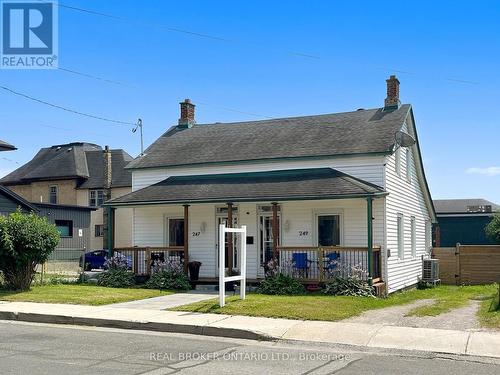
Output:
106,76,436,293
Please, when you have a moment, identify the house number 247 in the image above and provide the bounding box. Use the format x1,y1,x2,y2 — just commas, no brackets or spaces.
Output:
299,231,309,236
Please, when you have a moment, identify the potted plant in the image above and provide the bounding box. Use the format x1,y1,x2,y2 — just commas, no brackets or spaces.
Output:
187,261,202,289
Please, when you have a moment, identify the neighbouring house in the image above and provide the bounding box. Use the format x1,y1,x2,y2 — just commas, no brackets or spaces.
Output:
34,202,95,268
433,199,500,247
106,76,436,293
0,142,133,250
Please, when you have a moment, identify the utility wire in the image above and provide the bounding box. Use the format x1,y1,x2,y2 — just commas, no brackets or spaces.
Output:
57,67,134,87
46,0,479,85
0,85,136,125
38,0,230,42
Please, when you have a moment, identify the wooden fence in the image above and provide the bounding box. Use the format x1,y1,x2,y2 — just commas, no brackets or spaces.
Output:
432,245,500,285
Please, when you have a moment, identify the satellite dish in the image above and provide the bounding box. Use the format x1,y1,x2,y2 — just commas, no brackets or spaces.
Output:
394,130,415,148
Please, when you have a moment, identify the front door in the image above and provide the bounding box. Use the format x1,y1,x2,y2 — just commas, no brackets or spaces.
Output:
317,215,341,246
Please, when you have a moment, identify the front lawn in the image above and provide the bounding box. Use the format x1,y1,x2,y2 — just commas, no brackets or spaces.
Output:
0,284,173,306
172,284,499,327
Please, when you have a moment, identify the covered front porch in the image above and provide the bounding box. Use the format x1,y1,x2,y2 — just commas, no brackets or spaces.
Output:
106,168,386,286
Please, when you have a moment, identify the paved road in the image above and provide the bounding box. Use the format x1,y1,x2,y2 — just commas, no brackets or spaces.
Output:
0,320,499,375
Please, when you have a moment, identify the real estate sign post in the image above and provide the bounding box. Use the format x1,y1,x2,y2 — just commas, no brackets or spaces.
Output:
218,224,247,307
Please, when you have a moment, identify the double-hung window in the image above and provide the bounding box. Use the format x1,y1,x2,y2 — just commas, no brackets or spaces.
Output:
89,190,104,207
49,185,58,204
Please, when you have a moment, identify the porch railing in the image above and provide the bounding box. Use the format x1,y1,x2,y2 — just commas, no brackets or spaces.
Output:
276,246,382,283
113,246,185,275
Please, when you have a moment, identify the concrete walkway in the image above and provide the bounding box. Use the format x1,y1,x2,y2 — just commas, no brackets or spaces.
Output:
0,301,499,359
109,291,219,310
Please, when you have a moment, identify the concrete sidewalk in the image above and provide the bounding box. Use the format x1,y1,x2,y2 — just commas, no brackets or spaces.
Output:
0,301,499,359
108,291,219,310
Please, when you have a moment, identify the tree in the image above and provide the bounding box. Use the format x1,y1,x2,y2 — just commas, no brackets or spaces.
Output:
485,213,500,309
485,213,500,243
0,210,60,290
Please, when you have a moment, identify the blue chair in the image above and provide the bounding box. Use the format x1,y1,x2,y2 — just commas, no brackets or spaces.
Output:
325,252,340,273
292,252,309,277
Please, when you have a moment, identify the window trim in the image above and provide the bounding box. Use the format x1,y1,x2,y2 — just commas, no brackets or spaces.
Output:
313,210,344,247
55,219,73,238
49,185,58,204
164,216,185,247
397,213,404,259
94,224,104,237
410,216,416,257
405,148,411,183
395,148,401,177
89,189,105,207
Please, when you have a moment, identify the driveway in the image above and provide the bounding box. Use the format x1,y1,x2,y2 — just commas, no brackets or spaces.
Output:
344,299,483,331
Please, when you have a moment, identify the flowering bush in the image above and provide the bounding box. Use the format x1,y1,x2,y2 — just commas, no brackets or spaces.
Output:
323,262,373,297
97,253,135,288
145,258,190,291
258,258,306,295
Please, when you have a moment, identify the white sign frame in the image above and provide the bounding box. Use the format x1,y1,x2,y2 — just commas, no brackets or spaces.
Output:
218,224,247,307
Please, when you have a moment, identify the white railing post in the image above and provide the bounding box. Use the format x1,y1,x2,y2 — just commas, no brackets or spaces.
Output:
218,224,247,307
219,223,226,307
240,225,247,300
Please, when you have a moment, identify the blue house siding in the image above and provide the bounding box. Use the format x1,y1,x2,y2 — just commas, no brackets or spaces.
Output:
435,216,499,247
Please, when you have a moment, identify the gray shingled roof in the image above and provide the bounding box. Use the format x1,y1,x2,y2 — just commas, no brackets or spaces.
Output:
79,149,133,189
0,143,132,188
0,139,16,151
127,105,411,170
434,199,499,214
107,168,386,206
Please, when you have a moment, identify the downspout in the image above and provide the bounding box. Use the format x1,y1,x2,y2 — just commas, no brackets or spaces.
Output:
367,197,374,285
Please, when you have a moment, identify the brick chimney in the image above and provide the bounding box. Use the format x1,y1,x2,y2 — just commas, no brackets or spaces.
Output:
178,99,195,128
384,75,401,110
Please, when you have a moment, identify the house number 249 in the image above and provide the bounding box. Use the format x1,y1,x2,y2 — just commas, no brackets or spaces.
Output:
299,231,309,236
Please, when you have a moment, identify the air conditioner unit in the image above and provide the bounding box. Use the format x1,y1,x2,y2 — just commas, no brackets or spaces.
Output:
422,259,439,282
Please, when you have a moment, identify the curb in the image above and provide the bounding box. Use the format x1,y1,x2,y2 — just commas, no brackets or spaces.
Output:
0,311,274,342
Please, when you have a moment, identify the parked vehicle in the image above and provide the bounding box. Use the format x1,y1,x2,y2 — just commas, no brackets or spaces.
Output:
79,250,132,271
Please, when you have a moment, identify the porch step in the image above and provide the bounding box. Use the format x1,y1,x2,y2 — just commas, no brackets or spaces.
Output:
373,281,387,297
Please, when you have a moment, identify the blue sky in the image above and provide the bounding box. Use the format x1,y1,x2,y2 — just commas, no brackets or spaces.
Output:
1,0,499,202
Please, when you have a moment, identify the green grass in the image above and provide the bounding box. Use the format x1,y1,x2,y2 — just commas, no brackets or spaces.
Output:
478,294,500,329
172,285,500,327
0,284,173,306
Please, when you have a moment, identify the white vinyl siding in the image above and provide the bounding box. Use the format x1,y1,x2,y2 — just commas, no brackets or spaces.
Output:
397,214,404,259
385,118,432,293
132,155,386,192
406,149,411,183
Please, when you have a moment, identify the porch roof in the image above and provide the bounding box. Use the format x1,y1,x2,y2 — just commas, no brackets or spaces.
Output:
105,168,386,206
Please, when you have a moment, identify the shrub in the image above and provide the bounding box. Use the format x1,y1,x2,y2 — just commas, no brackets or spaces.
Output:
323,276,374,297
0,210,60,290
485,213,500,243
145,259,191,291
257,273,306,295
97,254,135,288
